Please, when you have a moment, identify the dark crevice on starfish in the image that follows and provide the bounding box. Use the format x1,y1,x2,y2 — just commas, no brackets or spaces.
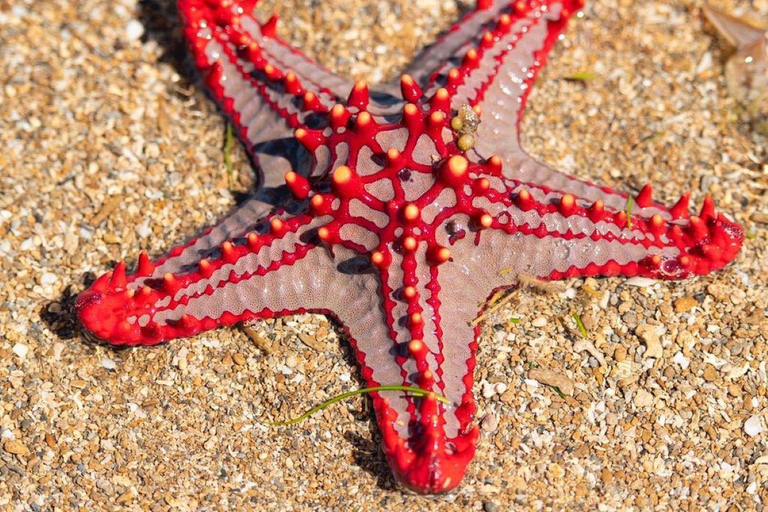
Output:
75,0,744,495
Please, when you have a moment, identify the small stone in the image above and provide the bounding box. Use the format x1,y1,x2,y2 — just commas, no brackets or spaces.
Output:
750,212,768,225
744,416,763,437
531,316,547,327
52,343,65,359
674,296,698,313
116,489,134,504
624,277,656,287
482,381,496,399
233,353,246,366
703,365,718,382
548,462,566,480
601,467,613,486
39,272,57,286
673,352,690,370
241,325,274,354
483,501,499,512
125,20,144,41
13,343,29,359
728,384,742,397
481,413,499,433
4,440,28,455
634,389,653,408
298,332,325,352
636,324,665,359
613,346,627,362
500,390,516,404
528,367,574,396
101,356,116,370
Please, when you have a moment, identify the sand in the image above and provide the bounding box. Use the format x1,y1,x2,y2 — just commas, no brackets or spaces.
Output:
1,0,767,510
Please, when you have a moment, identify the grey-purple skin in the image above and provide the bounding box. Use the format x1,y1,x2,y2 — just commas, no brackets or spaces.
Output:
75,0,744,494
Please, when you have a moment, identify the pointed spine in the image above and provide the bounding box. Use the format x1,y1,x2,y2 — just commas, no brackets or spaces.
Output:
347,80,369,110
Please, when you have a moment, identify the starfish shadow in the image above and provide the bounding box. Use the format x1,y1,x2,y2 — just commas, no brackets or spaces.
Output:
137,0,196,88
40,281,86,342
344,431,397,491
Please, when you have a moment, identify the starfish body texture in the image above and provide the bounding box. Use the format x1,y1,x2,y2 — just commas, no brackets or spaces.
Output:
76,0,744,494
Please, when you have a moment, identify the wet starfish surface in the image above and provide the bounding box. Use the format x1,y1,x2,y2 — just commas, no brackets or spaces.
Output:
75,0,744,494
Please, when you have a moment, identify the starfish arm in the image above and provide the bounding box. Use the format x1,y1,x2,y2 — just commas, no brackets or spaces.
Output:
333,248,482,495
428,0,579,131
424,0,650,213
401,1,511,90
179,0,353,183
142,196,275,279
467,176,744,281
76,209,341,346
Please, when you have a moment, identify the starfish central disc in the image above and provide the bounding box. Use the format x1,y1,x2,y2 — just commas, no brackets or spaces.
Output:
289,101,499,269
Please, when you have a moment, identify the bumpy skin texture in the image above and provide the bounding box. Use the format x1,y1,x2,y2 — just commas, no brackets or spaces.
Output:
76,0,744,494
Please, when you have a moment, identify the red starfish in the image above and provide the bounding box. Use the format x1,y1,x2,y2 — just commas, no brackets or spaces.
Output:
76,0,744,494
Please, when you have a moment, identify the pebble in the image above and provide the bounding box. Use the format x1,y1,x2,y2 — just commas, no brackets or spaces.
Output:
52,342,65,359
12,343,29,359
601,467,613,486
3,440,28,455
483,501,499,512
101,356,117,370
635,324,665,359
548,463,566,480
298,332,325,352
528,367,574,396
481,413,500,433
531,316,547,327
674,296,698,313
703,365,718,382
634,389,654,408
125,20,144,41
744,416,763,437
39,272,57,286
233,353,246,366
116,489,135,504
624,277,656,287
673,352,691,369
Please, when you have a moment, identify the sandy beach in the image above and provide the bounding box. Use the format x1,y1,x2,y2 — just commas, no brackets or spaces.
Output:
1,0,767,509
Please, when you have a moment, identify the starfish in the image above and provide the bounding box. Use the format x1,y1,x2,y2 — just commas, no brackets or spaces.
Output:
76,0,744,494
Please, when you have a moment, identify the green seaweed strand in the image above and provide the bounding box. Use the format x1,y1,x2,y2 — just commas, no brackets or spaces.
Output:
268,385,450,426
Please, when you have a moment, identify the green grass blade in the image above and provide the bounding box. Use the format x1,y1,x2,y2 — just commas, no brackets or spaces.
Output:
564,71,597,81
572,312,589,339
268,385,450,427
626,195,634,229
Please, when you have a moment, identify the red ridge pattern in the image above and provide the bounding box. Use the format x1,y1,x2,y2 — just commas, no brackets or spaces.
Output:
75,0,744,495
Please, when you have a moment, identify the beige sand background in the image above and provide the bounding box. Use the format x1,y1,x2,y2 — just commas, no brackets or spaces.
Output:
1,0,767,510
